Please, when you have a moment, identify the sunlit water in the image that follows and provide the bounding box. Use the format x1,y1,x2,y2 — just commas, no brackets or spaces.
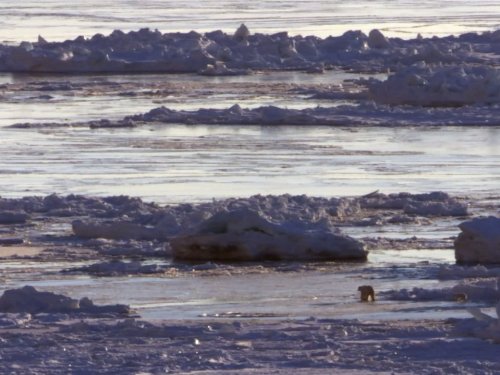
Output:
1,249,471,321
1,0,499,43
1,122,499,204
0,71,499,203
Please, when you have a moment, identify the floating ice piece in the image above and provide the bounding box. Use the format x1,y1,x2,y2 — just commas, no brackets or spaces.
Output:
69,103,500,130
369,64,500,106
65,260,165,276
170,209,367,262
455,216,500,264
0,286,130,315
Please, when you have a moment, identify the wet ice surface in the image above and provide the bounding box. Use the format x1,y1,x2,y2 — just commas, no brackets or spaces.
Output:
0,249,473,322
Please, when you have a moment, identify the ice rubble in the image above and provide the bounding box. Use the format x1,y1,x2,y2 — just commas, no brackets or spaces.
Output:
438,264,500,279
171,209,367,262
384,278,500,302
47,99,498,129
359,191,468,216
368,64,500,106
0,286,130,315
0,191,467,244
59,192,465,261
0,26,498,74
455,216,500,264
64,260,166,276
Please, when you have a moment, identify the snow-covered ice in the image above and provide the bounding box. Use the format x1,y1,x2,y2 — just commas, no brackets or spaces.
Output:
0,286,130,315
455,216,500,264
170,209,367,262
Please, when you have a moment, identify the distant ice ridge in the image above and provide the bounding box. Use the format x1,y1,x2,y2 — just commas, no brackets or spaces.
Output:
0,26,499,74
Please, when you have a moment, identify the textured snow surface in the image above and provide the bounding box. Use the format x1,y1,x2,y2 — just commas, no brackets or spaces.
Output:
0,316,499,374
0,192,499,373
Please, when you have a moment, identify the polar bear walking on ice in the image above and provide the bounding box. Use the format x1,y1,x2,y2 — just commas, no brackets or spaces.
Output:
358,285,375,302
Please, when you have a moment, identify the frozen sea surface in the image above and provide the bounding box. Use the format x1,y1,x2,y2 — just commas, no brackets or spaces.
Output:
1,0,499,43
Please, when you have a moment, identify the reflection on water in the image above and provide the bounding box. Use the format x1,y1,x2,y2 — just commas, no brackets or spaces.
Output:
1,0,499,43
0,71,368,127
0,249,462,321
0,124,499,204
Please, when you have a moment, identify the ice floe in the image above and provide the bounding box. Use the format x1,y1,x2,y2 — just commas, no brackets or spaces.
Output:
170,209,367,262
18,101,500,129
0,286,130,315
368,64,500,107
455,216,500,264
64,260,166,276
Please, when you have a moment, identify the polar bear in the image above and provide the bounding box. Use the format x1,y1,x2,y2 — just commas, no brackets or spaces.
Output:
358,285,375,302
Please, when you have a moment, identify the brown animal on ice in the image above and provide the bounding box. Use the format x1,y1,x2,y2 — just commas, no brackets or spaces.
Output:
453,293,468,302
358,285,375,302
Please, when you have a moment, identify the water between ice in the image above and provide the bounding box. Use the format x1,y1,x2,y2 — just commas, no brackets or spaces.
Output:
1,123,499,203
1,70,498,203
1,249,472,321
